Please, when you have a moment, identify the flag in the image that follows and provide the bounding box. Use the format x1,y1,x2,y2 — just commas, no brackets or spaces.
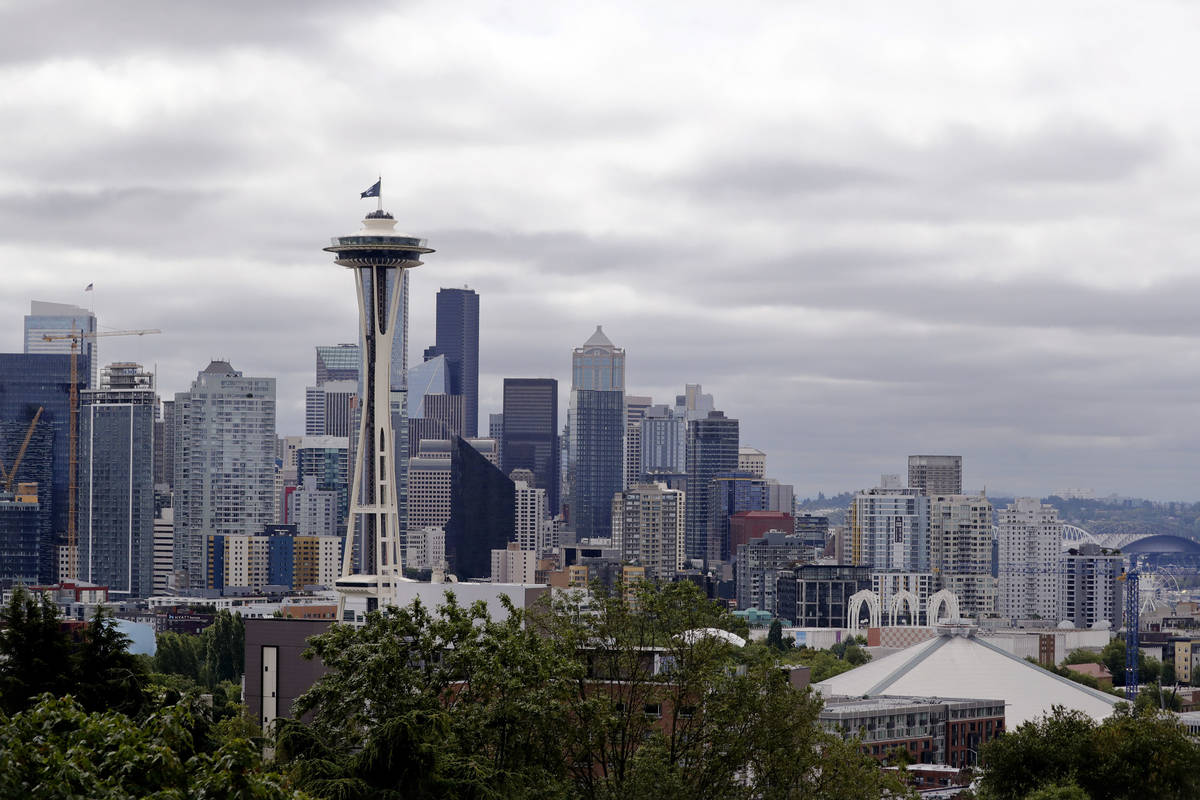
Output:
360,179,381,199
84,283,94,292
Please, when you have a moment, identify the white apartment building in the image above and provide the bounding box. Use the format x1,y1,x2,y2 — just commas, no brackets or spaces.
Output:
405,527,446,571
611,482,686,580
491,542,537,584
848,485,930,572
929,494,996,618
738,447,766,478
514,480,549,555
998,498,1062,621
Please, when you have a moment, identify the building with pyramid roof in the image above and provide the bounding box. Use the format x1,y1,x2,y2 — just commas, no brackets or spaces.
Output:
814,622,1120,727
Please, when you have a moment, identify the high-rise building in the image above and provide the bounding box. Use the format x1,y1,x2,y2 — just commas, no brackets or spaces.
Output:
501,378,559,515
324,203,430,605
929,494,996,619
155,399,175,490
567,327,625,540
735,531,812,613
872,571,934,624
775,564,872,628
315,343,360,385
684,410,739,563
908,455,963,496
444,437,515,579
407,439,453,535
407,392,465,455
848,485,930,572
489,413,504,440
794,512,830,550
706,473,792,564
737,447,766,478
305,380,357,437
491,542,536,584
173,360,276,587
1059,544,1121,629
406,353,448,419
152,508,173,595
0,352,87,566
295,436,349,535
676,383,714,420
427,288,479,437
513,479,548,555
78,363,156,598
288,476,339,537
404,526,445,571
611,482,686,581
624,395,652,488
24,301,98,388
640,404,686,476
730,510,796,556
997,498,1062,621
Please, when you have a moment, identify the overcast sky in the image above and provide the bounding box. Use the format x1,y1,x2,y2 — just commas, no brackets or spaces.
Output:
3,1,1199,500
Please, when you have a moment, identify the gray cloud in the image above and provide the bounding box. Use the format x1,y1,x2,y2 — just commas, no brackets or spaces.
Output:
2,1,1199,500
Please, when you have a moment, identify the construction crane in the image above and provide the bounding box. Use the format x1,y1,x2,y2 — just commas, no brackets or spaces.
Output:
1119,569,1140,702
41,327,161,580
0,406,44,493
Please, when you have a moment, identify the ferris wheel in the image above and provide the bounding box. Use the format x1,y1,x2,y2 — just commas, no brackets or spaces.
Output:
1139,568,1181,614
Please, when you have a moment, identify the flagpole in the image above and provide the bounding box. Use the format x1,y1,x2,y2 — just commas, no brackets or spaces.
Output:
377,175,382,213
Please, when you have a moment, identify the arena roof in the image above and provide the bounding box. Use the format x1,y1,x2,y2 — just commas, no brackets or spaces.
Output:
813,629,1120,727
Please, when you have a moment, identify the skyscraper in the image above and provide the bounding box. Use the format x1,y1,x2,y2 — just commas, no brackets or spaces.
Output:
428,288,479,437
998,498,1062,621
908,455,963,495
929,493,995,619
513,479,548,555
640,403,686,476
24,301,98,388
1059,544,1121,629
324,202,431,605
567,327,624,540
610,482,685,581
847,484,930,572
706,472,792,564
78,363,156,598
444,437,515,579
684,410,739,563
315,343,360,385
500,378,559,515
624,395,652,488
173,360,276,587
305,381,357,437
0,352,86,577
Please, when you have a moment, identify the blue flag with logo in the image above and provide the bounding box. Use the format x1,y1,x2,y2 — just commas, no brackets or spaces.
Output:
360,179,381,198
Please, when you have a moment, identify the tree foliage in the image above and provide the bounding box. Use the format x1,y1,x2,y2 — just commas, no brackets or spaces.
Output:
279,580,906,800
0,694,306,800
153,608,245,688
0,588,149,716
978,705,1200,800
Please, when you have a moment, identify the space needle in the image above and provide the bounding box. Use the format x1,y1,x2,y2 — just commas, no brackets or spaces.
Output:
326,179,433,613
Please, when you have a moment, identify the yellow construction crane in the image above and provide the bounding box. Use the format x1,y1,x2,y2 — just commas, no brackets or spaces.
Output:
42,327,161,580
0,406,44,493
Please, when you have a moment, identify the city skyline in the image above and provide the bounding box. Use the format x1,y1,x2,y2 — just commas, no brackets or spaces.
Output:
4,3,1200,499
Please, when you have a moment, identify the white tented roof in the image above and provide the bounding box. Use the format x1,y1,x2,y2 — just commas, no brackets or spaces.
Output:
813,632,1119,727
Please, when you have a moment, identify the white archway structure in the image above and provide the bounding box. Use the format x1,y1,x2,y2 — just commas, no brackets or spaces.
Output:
847,590,881,631
889,589,920,626
927,589,960,625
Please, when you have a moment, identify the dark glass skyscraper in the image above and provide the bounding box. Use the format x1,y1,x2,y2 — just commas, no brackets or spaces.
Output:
430,288,479,437
0,353,86,550
501,378,559,515
444,436,515,579
685,410,739,564
567,327,625,540
78,364,156,598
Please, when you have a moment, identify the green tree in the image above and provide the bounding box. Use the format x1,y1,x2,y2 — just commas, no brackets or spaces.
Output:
201,609,246,686
766,618,788,651
0,587,74,714
154,630,205,681
1162,660,1177,685
73,606,149,716
979,705,1200,800
1062,648,1103,666
1100,637,1159,686
0,694,305,800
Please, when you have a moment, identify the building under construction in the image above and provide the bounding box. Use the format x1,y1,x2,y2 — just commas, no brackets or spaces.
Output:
0,352,84,586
